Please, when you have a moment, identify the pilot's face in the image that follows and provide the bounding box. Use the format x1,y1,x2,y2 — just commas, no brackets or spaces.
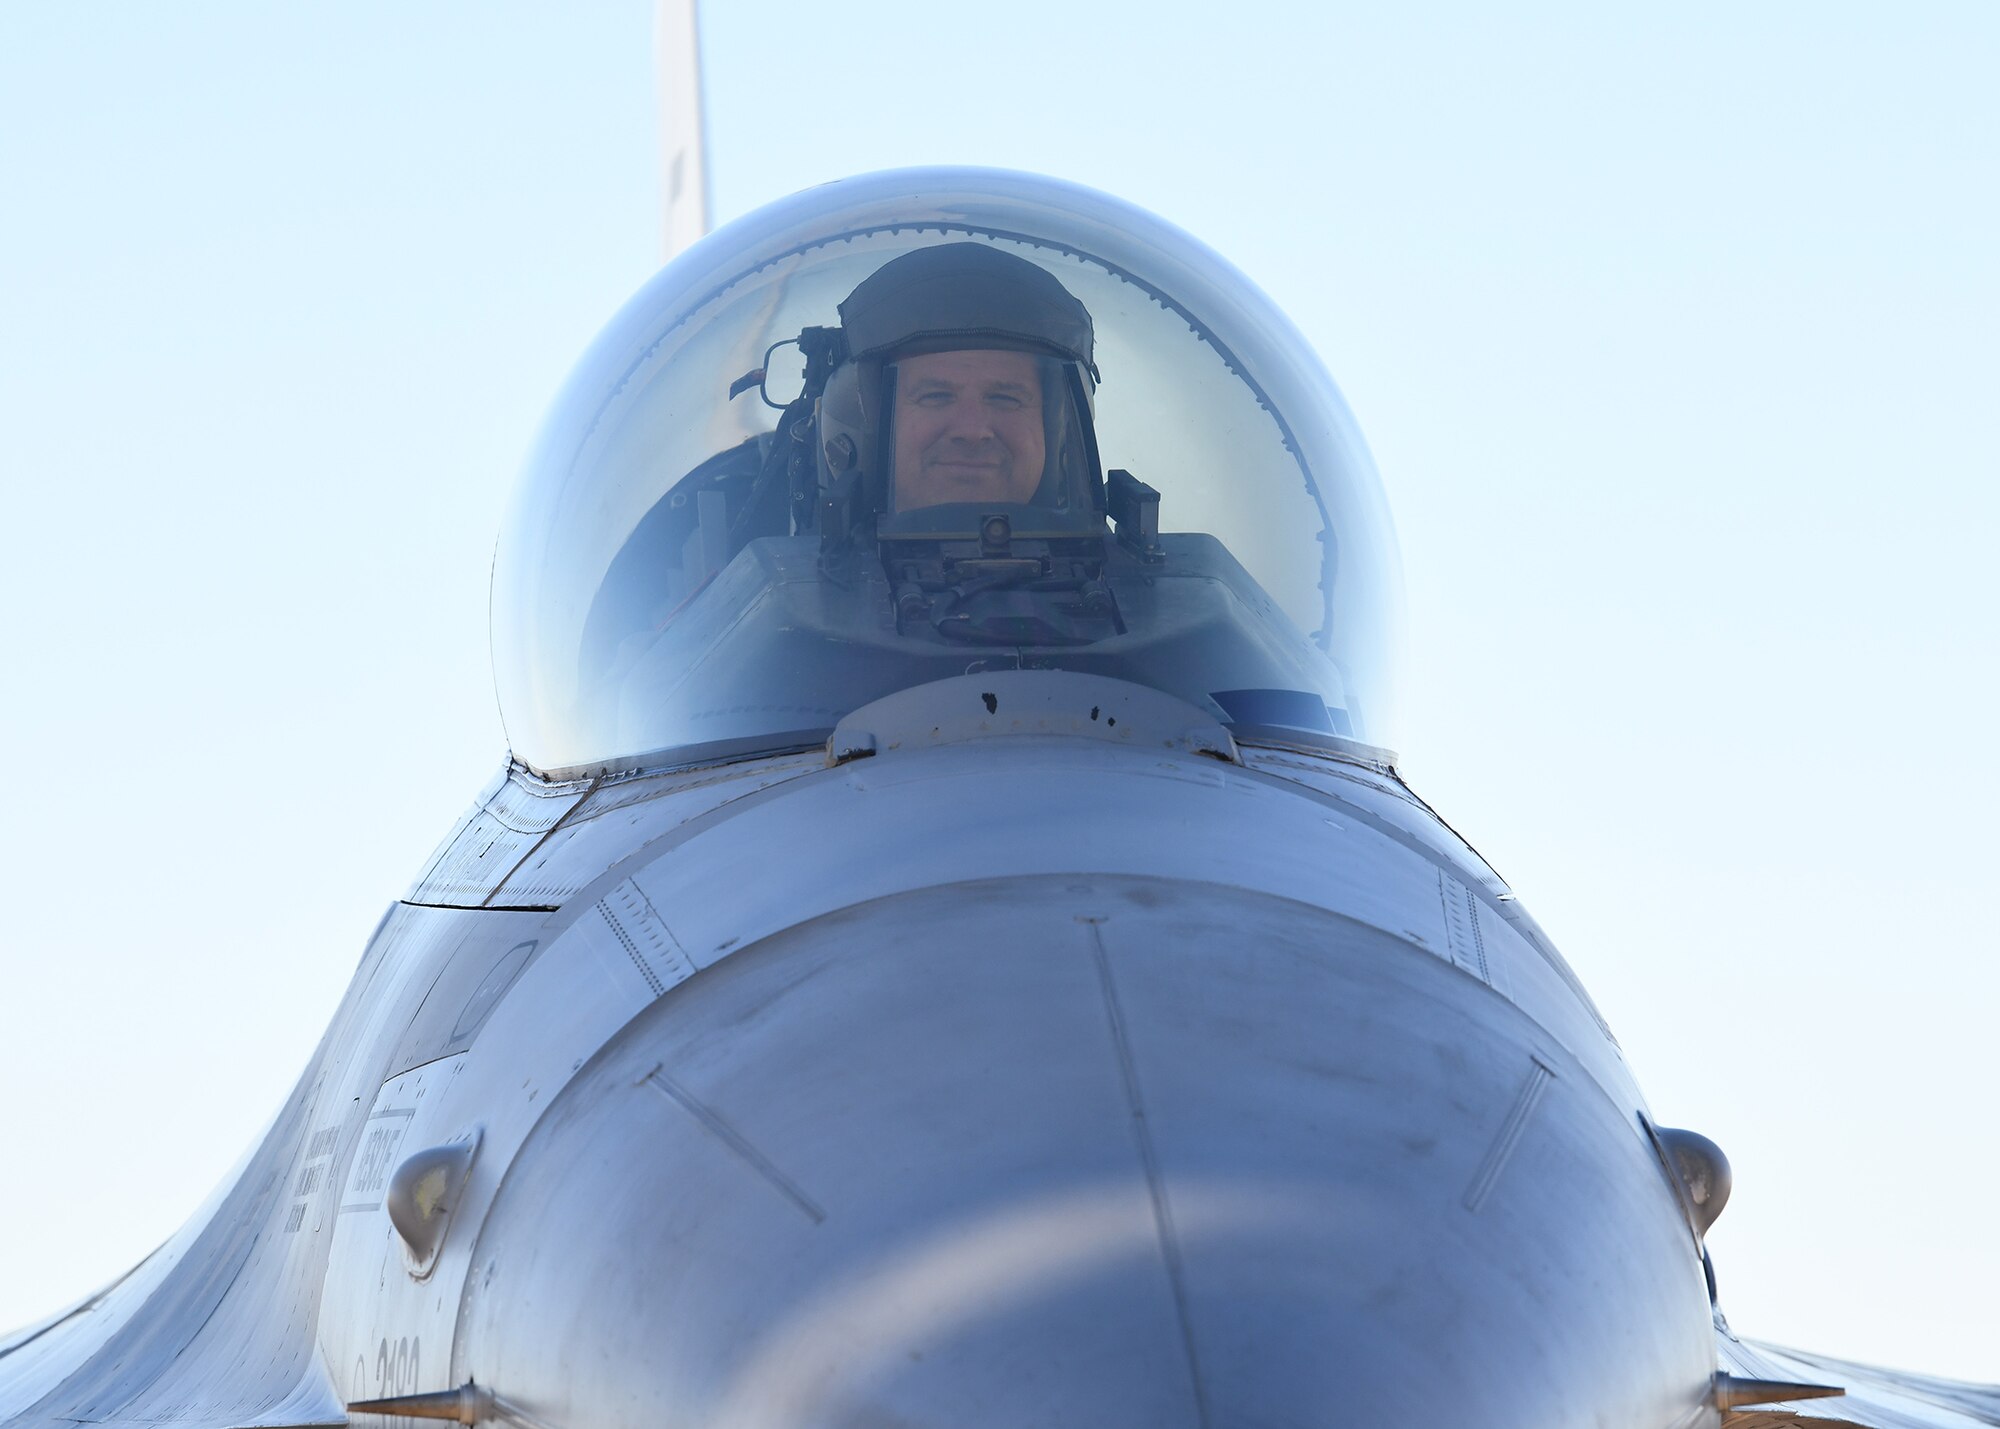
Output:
891,349,1046,510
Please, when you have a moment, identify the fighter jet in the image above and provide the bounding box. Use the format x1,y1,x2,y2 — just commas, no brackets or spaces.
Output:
3,16,1994,1429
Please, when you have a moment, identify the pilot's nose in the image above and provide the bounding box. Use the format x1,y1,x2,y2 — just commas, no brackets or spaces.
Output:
941,399,999,443
454,879,1716,1428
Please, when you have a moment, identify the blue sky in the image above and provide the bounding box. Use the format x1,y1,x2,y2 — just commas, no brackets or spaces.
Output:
1,2,1994,1379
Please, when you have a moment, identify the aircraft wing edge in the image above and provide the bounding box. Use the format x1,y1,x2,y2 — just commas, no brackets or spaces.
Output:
1717,1319,2000,1428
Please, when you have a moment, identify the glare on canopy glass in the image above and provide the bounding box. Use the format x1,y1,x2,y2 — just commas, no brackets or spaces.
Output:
491,170,1404,776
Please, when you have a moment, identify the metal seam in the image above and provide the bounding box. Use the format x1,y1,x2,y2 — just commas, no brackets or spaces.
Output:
477,773,605,908
1087,920,1211,1429
642,1068,825,1224
1463,1056,1555,1213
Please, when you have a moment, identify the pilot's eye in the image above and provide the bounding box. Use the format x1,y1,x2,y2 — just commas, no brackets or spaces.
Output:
988,392,1024,410
911,389,955,407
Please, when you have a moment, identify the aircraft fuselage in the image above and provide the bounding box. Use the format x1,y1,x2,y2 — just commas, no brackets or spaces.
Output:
1,673,1722,1428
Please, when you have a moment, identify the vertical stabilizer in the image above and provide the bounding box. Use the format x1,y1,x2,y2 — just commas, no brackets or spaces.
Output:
654,0,711,262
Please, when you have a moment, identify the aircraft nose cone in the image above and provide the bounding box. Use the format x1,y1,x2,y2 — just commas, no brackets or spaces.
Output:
455,877,1714,1428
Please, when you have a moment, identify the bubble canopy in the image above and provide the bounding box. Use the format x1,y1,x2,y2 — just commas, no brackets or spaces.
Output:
492,169,1404,776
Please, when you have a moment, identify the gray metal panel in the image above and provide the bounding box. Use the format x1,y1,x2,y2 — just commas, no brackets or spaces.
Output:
576,877,699,999
405,752,825,910
536,736,1637,1106
384,926,543,1076
405,765,594,908
317,899,657,1412
452,877,1714,1428
1238,742,1517,904
1238,744,1618,1042
485,751,824,908
409,733,1582,1061
828,670,1239,763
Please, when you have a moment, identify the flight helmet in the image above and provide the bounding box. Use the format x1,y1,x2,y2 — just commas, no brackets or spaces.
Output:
813,244,1105,542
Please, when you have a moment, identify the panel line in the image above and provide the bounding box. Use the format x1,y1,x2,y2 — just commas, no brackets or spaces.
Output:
643,1068,825,1224
1463,1056,1555,1213
1087,920,1211,1429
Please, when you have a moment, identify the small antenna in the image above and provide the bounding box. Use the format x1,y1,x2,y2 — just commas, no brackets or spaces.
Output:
349,1381,558,1429
349,1383,488,1424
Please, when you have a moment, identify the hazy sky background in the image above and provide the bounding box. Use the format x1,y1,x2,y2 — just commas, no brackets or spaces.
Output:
2,2,1994,1381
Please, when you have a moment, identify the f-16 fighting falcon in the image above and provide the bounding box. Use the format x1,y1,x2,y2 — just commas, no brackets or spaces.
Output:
3,13,1994,1429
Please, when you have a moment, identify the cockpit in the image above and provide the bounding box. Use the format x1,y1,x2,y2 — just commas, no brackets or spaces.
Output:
491,169,1404,777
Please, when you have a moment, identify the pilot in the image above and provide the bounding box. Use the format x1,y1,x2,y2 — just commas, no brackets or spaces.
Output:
585,245,1106,681
816,242,1103,523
